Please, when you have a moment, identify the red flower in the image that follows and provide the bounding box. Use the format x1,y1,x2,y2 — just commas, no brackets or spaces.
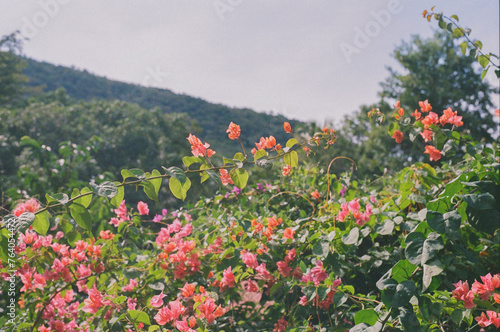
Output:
419,99,432,113
310,190,320,200
283,228,295,240
283,122,292,133
282,165,291,176
226,122,241,140
219,169,233,186
424,145,441,161
391,130,403,143
137,201,149,215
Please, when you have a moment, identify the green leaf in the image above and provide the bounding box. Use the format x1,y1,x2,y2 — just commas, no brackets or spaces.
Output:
438,18,446,29
391,260,417,283
110,185,124,208
478,54,489,68
399,306,420,331
374,220,394,235
164,166,187,184
391,281,416,308
32,211,49,235
182,156,203,168
284,150,299,168
481,68,488,80
222,157,235,165
426,210,461,237
286,138,299,148
113,296,127,304
354,309,378,326
148,326,161,332
254,149,267,161
72,187,92,208
312,241,330,258
70,203,93,231
230,168,249,189
422,259,443,291
333,292,348,307
122,168,145,181
168,177,191,201
128,310,151,325
405,232,443,266
460,41,467,55
388,122,399,135
452,28,464,38
341,227,359,245
142,180,159,202
450,14,459,22
233,152,245,162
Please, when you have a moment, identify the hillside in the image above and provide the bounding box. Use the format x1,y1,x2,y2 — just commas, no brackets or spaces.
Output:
22,58,302,155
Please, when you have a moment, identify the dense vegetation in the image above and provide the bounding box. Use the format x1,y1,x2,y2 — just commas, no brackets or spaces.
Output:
0,8,499,332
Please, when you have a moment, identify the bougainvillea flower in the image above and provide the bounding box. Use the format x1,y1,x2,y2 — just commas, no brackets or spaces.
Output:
241,251,258,269
179,283,196,298
283,122,292,133
421,112,439,128
424,145,441,161
310,190,320,200
151,291,167,308
137,201,149,215
419,99,432,113
452,281,476,309
82,285,110,313
13,198,40,217
282,165,291,176
186,134,215,157
391,130,403,143
221,267,235,288
219,169,233,186
471,273,500,301
283,228,295,240
420,129,433,142
226,122,241,140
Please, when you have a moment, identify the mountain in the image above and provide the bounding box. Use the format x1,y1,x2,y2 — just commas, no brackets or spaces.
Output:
22,58,303,155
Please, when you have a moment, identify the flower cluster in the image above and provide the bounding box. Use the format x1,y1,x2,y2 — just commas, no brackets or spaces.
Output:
336,198,373,226
186,133,215,157
391,100,463,162
13,198,40,217
452,273,500,328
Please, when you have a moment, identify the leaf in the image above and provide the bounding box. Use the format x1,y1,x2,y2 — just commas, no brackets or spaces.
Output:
32,211,49,235
233,152,245,162
391,281,416,308
284,150,299,168
438,18,446,29
405,232,443,266
254,149,267,161
478,54,489,68
46,193,69,205
70,203,93,231
452,28,464,38
205,169,222,188
110,185,124,208
399,306,420,331
374,220,394,235
230,168,249,189
128,310,151,325
312,241,330,258
113,296,127,304
391,260,417,283
286,138,298,148
168,177,191,201
142,180,159,202
342,227,360,245
122,168,145,181
388,122,399,135
460,41,467,55
182,156,203,168
426,210,461,237
333,292,348,307
354,309,378,326
450,14,459,22
73,187,92,208
163,166,187,184
422,259,443,291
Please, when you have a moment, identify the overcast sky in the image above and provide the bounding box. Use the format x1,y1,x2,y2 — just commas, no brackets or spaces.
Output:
1,0,498,124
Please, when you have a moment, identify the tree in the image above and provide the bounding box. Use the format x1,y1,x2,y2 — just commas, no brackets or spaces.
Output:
380,31,495,142
326,31,496,179
0,32,29,106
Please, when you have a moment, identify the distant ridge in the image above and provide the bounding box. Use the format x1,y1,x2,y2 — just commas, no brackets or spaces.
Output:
22,57,302,154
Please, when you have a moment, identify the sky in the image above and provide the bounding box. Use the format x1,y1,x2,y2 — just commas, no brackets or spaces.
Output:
1,0,499,125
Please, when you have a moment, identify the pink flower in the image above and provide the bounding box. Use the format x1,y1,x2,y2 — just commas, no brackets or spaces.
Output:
77,264,92,278
221,267,235,288
127,297,137,310
137,201,149,215
246,280,259,292
114,200,129,220
420,129,433,142
220,169,233,186
256,263,272,280
452,281,475,309
299,296,308,306
82,285,110,313
241,251,259,269
13,198,40,217
123,279,138,292
277,261,292,277
273,316,288,332
471,273,500,301
475,311,500,328
151,291,167,308
282,165,291,176
283,228,295,240
348,199,360,212
285,248,297,263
